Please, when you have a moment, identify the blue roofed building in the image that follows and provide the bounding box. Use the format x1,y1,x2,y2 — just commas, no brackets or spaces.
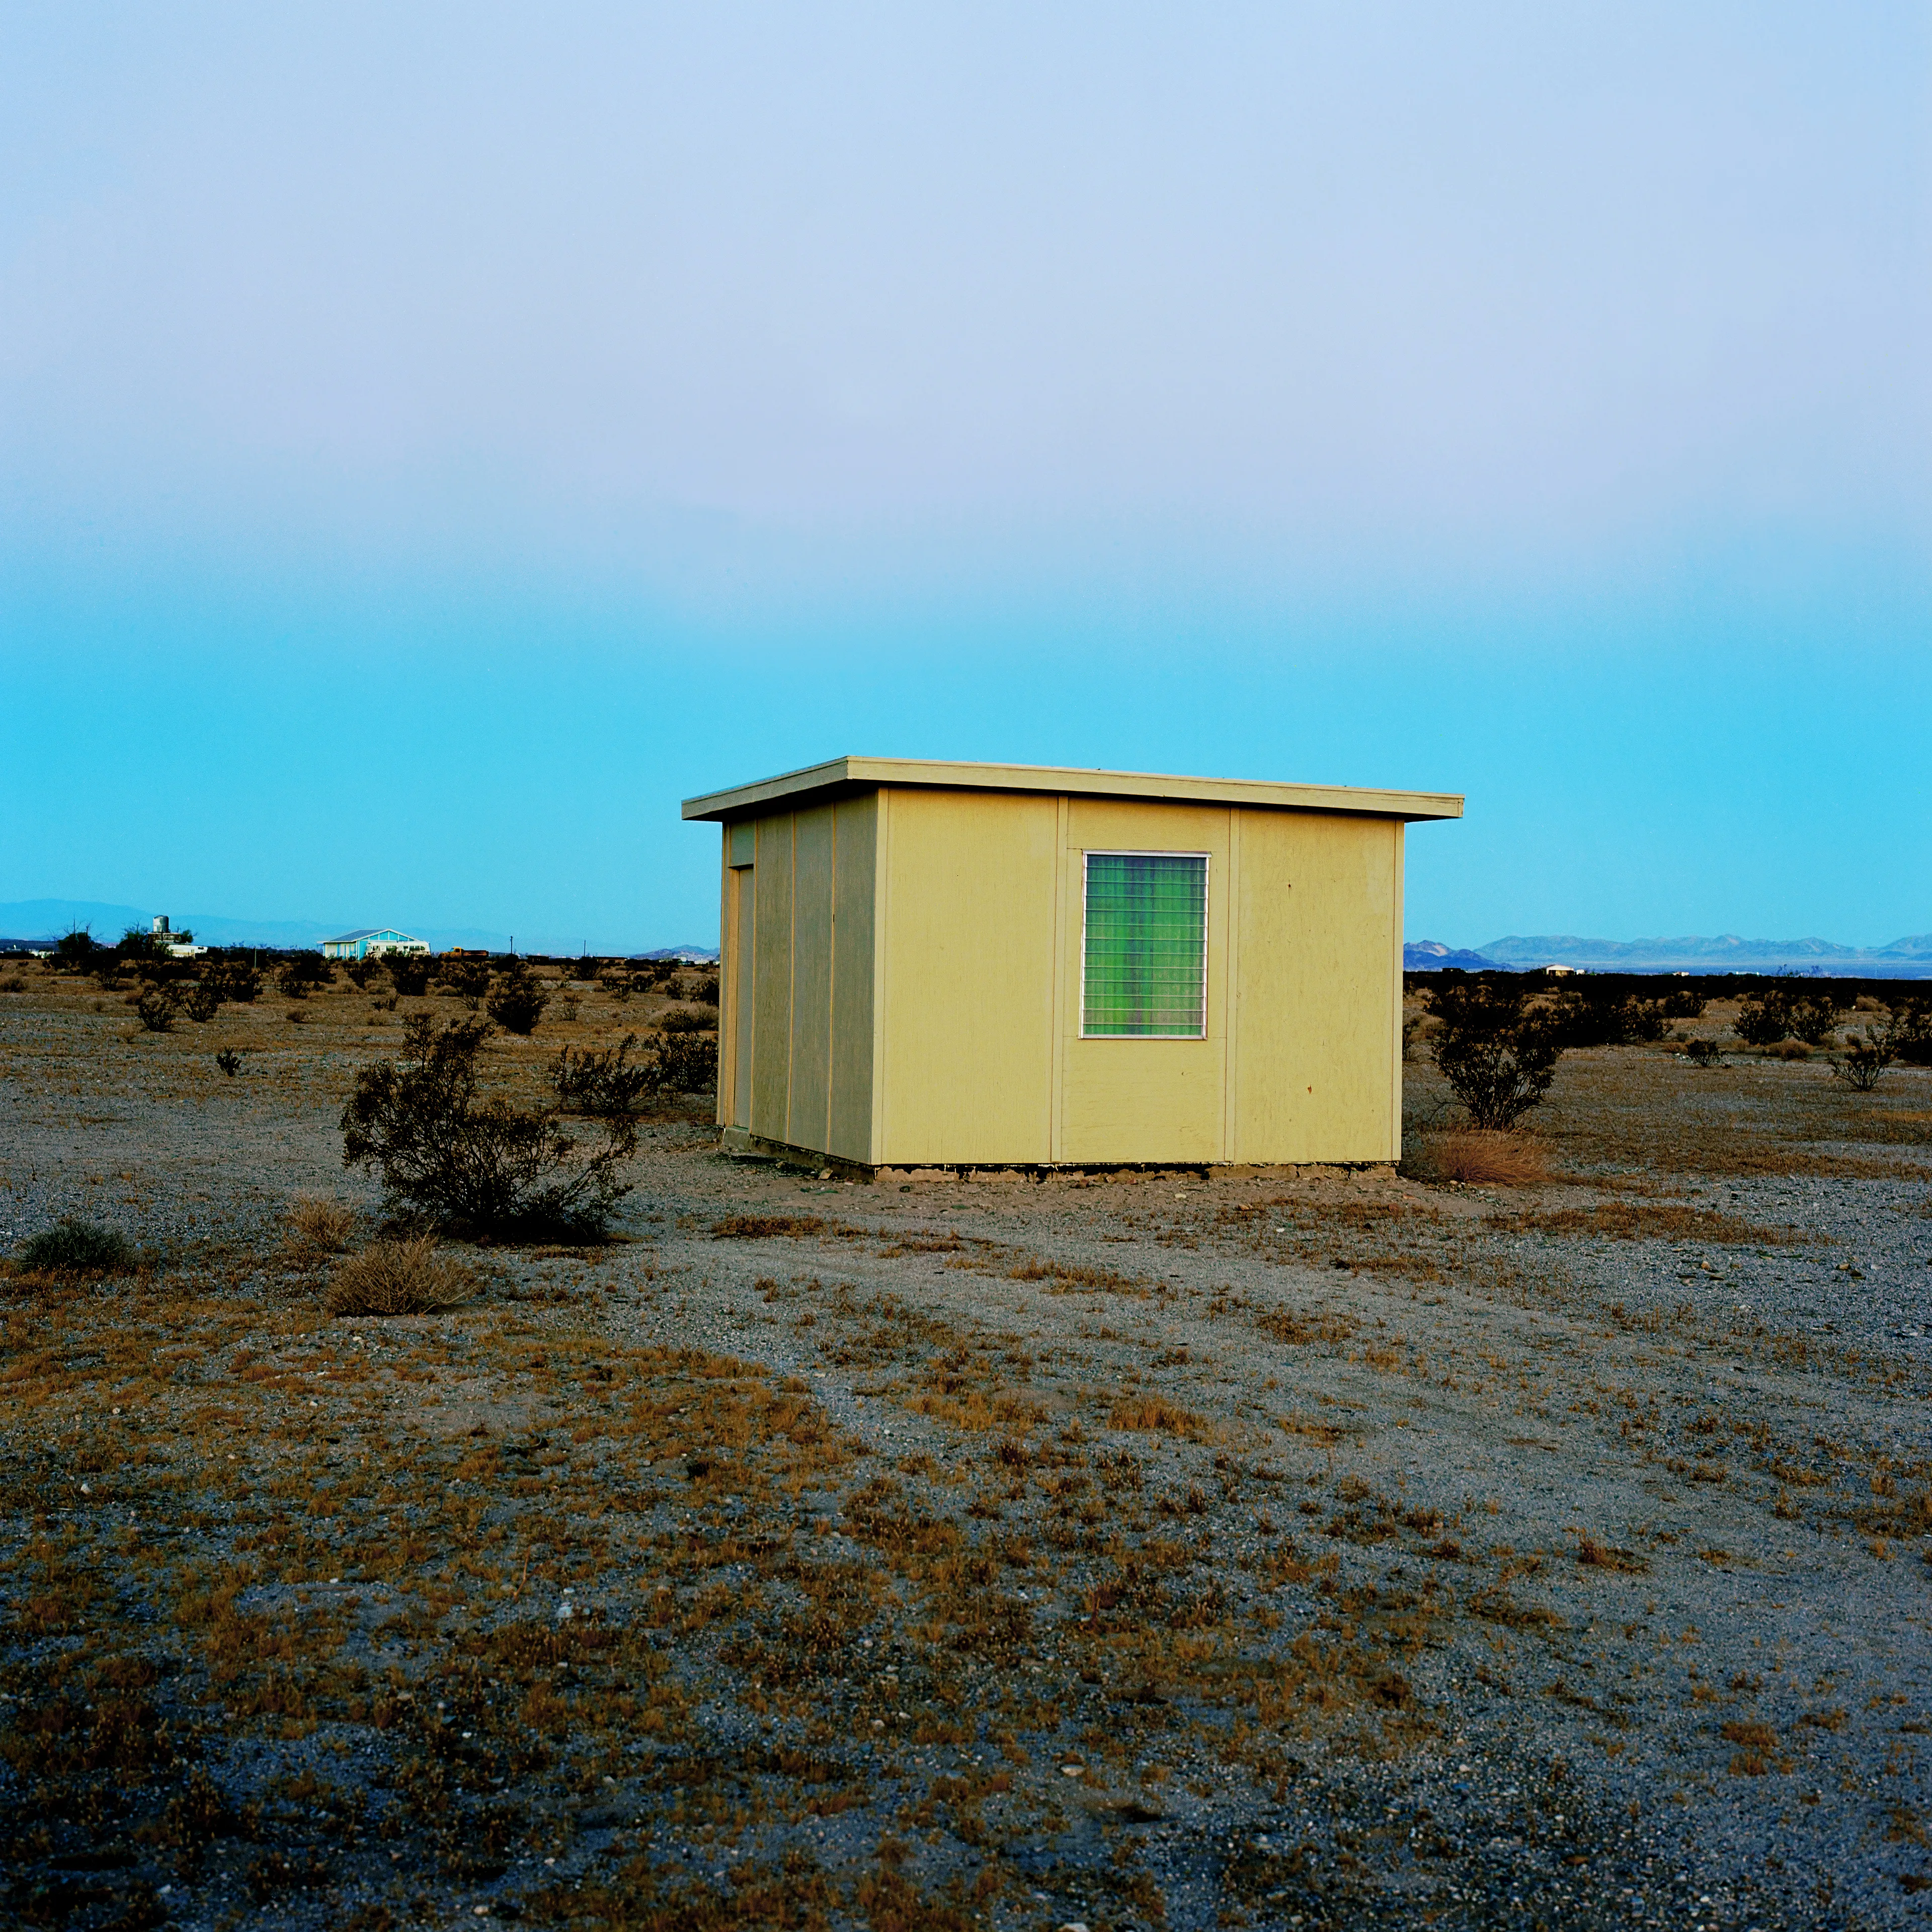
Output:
320,928,431,961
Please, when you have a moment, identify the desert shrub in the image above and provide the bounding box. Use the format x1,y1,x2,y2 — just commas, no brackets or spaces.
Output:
179,980,222,1023
279,952,332,996
342,957,378,989
1683,1038,1723,1068
658,1004,718,1034
555,1035,656,1116
1829,1025,1897,1093
486,962,550,1035
387,954,432,998
1548,984,1672,1048
13,1219,135,1276
653,1029,719,1097
683,971,721,1005
1413,1130,1548,1186
209,961,261,1003
1767,1038,1809,1060
134,987,178,1033
1428,980,1564,1130
441,960,492,1008
554,1030,718,1113
1787,991,1847,1045
287,1195,357,1255
1,974,25,993
214,1049,242,1076
341,1014,634,1235
1893,998,1932,1067
1660,986,1707,1019
1733,990,1793,1048
600,970,634,1003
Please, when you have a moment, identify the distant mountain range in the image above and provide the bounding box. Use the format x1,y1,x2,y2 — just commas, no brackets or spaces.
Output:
1406,933,1932,977
0,899,716,961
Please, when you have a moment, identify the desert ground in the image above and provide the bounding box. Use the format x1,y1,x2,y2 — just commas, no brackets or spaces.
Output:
1,962,1928,1932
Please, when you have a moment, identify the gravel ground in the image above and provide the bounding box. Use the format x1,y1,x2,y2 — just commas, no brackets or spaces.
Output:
1,971,1928,1931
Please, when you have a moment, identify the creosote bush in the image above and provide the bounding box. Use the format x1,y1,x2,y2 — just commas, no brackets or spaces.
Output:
134,987,177,1033
341,1014,633,1236
386,954,432,998
554,1029,720,1114
323,1236,472,1316
1427,979,1564,1131
214,1049,243,1077
485,962,550,1035
13,1219,135,1277
1683,1038,1723,1069
1829,1025,1896,1093
657,1004,718,1034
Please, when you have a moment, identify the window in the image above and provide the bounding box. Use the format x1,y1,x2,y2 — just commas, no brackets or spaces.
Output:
1081,851,1208,1037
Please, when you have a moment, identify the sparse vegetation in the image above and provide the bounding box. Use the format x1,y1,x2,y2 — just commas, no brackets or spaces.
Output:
1683,1038,1723,1068
134,986,177,1032
323,1235,472,1315
485,961,550,1035
286,1195,357,1255
1416,1128,1549,1186
1427,978,1564,1130
340,1014,633,1236
12,1218,135,1276
1829,1024,1897,1092
387,953,432,997
214,1048,242,1076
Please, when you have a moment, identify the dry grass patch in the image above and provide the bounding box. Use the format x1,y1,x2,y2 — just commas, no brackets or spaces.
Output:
323,1237,473,1317
1413,1131,1550,1186
286,1194,357,1256
1107,1393,1212,1439
710,1214,827,1239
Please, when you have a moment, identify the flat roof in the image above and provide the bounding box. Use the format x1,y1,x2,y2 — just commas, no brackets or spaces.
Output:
682,756,1463,824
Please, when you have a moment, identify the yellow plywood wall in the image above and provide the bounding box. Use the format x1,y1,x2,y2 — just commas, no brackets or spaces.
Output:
719,785,1403,1167
1056,799,1231,1164
1229,810,1401,1163
718,798,878,1163
873,787,1059,1165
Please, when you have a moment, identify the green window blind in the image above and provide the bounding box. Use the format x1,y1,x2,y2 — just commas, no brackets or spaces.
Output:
1081,852,1208,1037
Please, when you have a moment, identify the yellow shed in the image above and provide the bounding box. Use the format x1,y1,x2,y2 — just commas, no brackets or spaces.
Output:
681,757,1462,1172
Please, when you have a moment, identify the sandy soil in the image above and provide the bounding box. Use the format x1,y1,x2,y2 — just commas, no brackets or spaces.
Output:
1,965,1928,1931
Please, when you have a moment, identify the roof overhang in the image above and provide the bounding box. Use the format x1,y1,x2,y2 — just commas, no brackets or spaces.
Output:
682,756,1463,824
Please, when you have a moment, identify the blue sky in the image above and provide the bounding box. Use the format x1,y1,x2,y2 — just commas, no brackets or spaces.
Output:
4,3,1927,951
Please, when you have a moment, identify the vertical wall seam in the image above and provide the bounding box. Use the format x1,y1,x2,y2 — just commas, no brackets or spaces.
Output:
1050,793,1069,1163
826,803,837,1156
1391,820,1405,1164
1224,807,1239,1163
784,812,797,1145
871,788,891,1164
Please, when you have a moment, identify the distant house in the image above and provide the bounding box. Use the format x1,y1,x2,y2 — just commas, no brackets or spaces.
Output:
151,915,206,959
321,928,431,962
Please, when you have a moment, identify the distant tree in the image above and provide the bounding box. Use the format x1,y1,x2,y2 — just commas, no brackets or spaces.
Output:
53,928,99,972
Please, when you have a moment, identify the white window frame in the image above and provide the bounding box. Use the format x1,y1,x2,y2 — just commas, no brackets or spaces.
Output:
1078,848,1211,1041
